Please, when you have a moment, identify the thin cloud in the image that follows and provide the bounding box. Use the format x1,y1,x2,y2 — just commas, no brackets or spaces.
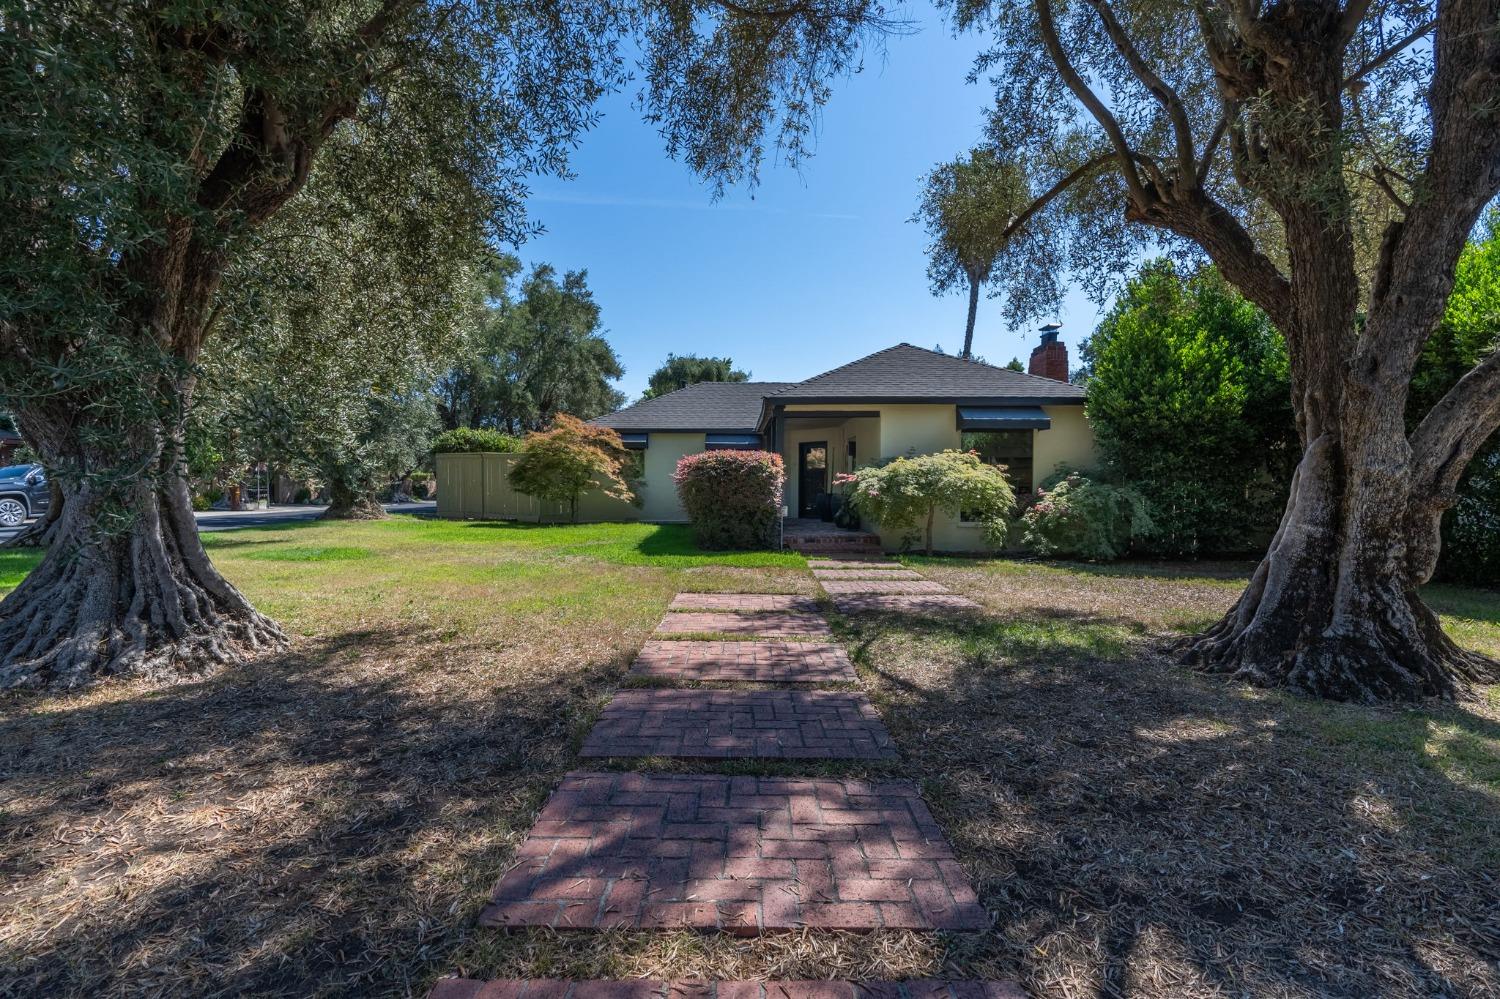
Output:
529,189,859,221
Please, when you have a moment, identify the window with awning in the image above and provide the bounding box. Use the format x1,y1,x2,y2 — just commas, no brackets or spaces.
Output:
956,406,1051,431
619,433,649,450
705,433,763,450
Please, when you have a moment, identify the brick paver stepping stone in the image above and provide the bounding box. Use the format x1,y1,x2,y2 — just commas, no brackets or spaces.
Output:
582,690,897,760
807,559,902,570
630,641,856,683
480,771,988,933
655,611,833,639
431,982,1027,999
669,593,820,613
812,568,926,581
829,594,981,614
819,579,949,595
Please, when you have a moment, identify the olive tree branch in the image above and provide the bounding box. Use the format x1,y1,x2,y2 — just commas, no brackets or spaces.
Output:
1081,0,1198,183
1034,0,1151,207
1344,18,1435,88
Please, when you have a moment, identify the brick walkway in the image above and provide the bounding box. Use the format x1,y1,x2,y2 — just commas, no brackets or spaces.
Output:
446,554,1021,999
629,641,857,683
829,593,980,614
581,690,897,760
655,611,833,638
669,593,820,613
806,559,903,570
811,568,926,581
480,772,987,932
818,579,949,595
432,982,1027,999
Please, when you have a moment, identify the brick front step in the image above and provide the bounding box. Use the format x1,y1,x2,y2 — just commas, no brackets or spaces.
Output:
431,982,1027,999
655,611,833,639
669,593,821,613
818,580,949,595
630,641,857,684
479,772,988,933
581,689,897,760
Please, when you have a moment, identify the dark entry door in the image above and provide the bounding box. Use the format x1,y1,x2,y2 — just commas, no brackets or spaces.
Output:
797,441,828,517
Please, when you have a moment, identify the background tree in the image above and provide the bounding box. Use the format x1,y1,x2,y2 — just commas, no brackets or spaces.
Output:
915,148,1060,359
940,0,1500,699
1409,210,1500,583
1081,261,1296,557
1,0,881,688
507,415,636,522
437,258,625,433
642,354,750,399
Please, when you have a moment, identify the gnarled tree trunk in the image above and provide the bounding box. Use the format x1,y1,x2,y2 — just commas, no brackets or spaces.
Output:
0,447,284,690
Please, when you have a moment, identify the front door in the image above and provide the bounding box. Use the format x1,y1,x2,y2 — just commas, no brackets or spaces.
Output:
797,441,828,517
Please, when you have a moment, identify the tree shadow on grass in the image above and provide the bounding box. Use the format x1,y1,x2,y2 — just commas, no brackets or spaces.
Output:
834,604,1500,998
0,627,626,998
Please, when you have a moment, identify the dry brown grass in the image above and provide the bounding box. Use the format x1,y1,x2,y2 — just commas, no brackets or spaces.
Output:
1,524,1496,998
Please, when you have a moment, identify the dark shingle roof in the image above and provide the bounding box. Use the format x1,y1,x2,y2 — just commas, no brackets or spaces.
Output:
594,381,794,433
769,343,1085,403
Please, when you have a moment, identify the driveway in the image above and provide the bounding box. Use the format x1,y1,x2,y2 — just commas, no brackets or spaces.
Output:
0,501,436,545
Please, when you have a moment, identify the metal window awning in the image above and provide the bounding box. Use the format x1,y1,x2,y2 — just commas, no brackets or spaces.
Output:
619,433,649,450
956,406,1051,431
705,433,763,450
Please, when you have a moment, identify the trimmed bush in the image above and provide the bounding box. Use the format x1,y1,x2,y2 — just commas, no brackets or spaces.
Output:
674,450,785,549
1019,472,1154,560
840,449,1015,554
432,427,523,453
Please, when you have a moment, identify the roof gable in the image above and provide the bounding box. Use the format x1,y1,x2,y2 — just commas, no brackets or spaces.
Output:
771,343,1084,402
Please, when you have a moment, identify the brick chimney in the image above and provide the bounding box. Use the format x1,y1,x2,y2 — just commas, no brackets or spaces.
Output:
1028,323,1069,382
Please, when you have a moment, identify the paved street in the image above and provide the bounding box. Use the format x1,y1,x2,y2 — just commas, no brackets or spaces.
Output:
0,501,436,545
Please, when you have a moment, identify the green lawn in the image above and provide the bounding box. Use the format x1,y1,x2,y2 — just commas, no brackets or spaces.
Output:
1,518,1497,998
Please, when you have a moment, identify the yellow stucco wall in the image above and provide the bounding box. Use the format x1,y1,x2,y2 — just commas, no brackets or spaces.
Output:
779,402,1096,553
637,432,703,522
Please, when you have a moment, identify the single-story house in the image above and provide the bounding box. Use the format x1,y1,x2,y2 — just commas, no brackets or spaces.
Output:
435,338,1095,551
595,339,1093,552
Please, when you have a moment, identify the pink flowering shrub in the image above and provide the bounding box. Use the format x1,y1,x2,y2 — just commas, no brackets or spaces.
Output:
1019,472,1154,560
673,450,785,549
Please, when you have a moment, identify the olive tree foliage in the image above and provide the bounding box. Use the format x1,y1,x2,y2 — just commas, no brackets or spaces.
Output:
192,158,480,519
0,0,887,689
941,0,1500,700
914,148,1058,359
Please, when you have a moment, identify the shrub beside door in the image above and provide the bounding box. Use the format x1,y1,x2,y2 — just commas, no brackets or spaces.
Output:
673,450,785,549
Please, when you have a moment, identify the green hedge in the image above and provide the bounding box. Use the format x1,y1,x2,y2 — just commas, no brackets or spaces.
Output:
432,428,523,453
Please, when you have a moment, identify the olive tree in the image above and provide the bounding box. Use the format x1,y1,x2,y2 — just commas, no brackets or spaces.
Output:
945,0,1500,700
0,0,884,688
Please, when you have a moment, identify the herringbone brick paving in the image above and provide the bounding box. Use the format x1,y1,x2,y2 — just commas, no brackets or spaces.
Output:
668,593,821,613
430,982,1026,999
818,579,949,595
629,641,856,683
479,772,987,933
581,689,897,759
655,611,833,638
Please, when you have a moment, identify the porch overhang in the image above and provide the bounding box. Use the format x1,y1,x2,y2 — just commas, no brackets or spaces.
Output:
956,405,1052,431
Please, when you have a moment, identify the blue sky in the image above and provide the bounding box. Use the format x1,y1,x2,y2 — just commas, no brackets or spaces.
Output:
515,14,1111,401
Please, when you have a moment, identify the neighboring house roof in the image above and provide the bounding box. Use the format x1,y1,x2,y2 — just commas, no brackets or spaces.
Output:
593,343,1084,435
594,381,795,433
767,343,1086,405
